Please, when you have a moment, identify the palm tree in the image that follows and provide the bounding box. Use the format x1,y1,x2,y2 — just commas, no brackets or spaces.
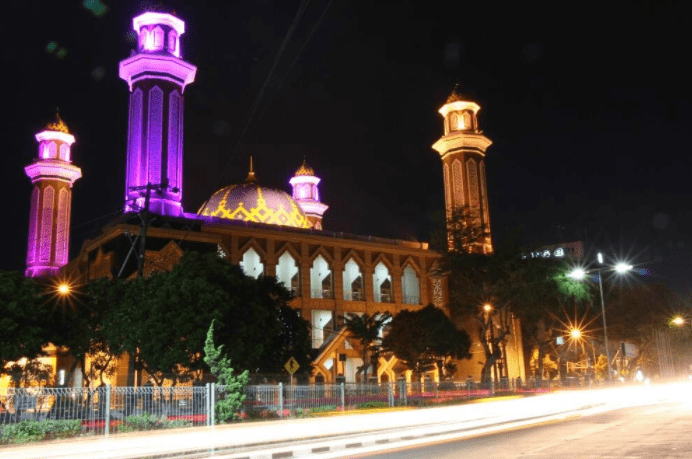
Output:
342,312,391,384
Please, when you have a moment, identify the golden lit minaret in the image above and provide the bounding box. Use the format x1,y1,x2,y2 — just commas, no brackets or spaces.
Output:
432,85,492,253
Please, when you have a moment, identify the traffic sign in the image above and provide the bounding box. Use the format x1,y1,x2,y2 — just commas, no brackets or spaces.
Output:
284,357,300,375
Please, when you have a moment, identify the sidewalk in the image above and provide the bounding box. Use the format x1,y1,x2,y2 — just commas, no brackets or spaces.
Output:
2,384,669,459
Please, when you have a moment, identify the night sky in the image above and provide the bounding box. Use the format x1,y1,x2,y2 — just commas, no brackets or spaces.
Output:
4,1,691,292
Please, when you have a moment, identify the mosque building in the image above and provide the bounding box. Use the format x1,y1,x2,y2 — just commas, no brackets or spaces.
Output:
22,10,525,386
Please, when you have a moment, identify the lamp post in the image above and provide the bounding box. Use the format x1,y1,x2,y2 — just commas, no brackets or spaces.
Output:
569,253,632,382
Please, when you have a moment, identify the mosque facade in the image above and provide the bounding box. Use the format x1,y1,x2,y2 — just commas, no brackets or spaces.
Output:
23,10,525,386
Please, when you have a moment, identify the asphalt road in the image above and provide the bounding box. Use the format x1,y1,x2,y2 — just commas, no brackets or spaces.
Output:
345,402,692,459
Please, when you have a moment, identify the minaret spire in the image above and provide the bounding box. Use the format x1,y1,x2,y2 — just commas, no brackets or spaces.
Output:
289,157,328,230
432,86,493,253
25,114,82,277
119,10,197,217
245,156,258,183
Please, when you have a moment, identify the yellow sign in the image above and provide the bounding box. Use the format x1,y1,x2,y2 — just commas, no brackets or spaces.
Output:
284,357,300,375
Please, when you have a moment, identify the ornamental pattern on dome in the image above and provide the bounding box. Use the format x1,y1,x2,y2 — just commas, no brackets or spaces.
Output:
45,114,70,133
201,182,310,228
445,84,473,105
294,157,315,176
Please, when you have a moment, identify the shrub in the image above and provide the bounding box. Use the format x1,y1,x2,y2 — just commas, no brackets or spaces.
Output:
356,401,389,410
310,404,337,413
0,419,81,444
118,412,191,433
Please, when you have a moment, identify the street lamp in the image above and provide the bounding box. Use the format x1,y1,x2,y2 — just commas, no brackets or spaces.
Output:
568,252,633,382
57,283,71,295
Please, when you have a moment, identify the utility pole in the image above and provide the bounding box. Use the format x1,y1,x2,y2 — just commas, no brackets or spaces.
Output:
118,181,170,278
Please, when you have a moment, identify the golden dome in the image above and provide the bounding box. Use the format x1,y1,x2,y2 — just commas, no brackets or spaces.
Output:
445,84,474,105
45,113,70,133
200,182,311,228
294,157,315,176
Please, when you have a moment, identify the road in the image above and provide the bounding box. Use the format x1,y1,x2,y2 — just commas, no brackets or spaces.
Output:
342,402,692,459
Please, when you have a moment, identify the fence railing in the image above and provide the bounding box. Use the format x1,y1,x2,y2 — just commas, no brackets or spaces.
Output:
0,377,593,442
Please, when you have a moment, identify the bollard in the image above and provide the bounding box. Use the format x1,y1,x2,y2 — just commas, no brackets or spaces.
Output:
205,383,211,427
105,385,111,437
278,382,284,418
387,382,394,407
211,383,215,426
340,382,345,412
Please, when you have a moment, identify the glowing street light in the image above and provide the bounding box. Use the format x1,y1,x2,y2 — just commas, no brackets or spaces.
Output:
673,316,685,326
483,304,492,313
57,283,71,295
570,328,582,339
568,252,633,382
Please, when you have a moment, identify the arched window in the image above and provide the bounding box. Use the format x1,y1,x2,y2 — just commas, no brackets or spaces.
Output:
401,265,420,305
48,142,57,159
27,187,39,263
153,26,164,50
462,111,472,130
276,251,299,295
59,144,69,161
311,310,333,348
55,189,69,265
139,28,148,50
240,247,264,279
342,259,363,300
310,255,333,298
167,30,178,55
450,113,459,131
372,261,392,303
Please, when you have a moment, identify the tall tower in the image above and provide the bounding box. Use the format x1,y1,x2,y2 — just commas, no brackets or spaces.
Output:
432,86,492,253
289,158,328,230
25,115,82,277
119,11,197,217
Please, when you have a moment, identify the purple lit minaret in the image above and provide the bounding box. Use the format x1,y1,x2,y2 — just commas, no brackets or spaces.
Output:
119,11,197,216
289,158,328,230
25,115,82,277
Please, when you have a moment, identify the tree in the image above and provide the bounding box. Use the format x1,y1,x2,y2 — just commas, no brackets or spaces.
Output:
101,251,307,385
0,271,49,377
204,320,249,423
256,304,312,376
382,305,471,381
342,312,391,383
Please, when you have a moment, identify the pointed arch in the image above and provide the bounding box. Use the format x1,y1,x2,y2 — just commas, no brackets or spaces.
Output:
341,249,365,267
310,253,333,298
147,85,164,184
153,26,164,50
401,264,420,305
372,259,392,303
275,241,301,262
371,253,394,271
276,250,300,295
308,245,334,265
452,159,464,208
238,239,266,279
342,258,364,301
55,188,69,265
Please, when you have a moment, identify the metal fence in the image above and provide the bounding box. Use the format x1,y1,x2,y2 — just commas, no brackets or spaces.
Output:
0,378,591,442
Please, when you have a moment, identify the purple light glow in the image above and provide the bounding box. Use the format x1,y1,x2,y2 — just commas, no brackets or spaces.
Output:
167,90,182,195
39,186,54,262
27,187,38,264
119,54,197,92
35,130,75,145
25,162,82,183
147,86,163,184
55,188,69,265
133,12,185,36
126,88,143,200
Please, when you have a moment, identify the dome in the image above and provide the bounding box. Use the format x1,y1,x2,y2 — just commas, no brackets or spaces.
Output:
445,84,474,105
45,113,70,133
200,182,311,228
294,157,315,176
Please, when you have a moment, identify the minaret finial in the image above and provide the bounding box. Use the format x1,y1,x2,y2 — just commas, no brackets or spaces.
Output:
245,156,258,183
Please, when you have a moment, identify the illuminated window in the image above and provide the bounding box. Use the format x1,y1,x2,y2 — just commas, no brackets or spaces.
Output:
372,262,392,303
48,142,57,159
153,26,164,50
401,264,420,305
310,255,333,298
343,259,363,300
311,310,333,348
239,247,264,278
450,113,459,131
167,30,178,55
59,144,69,161
277,251,299,295
56,189,69,265
462,111,472,130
